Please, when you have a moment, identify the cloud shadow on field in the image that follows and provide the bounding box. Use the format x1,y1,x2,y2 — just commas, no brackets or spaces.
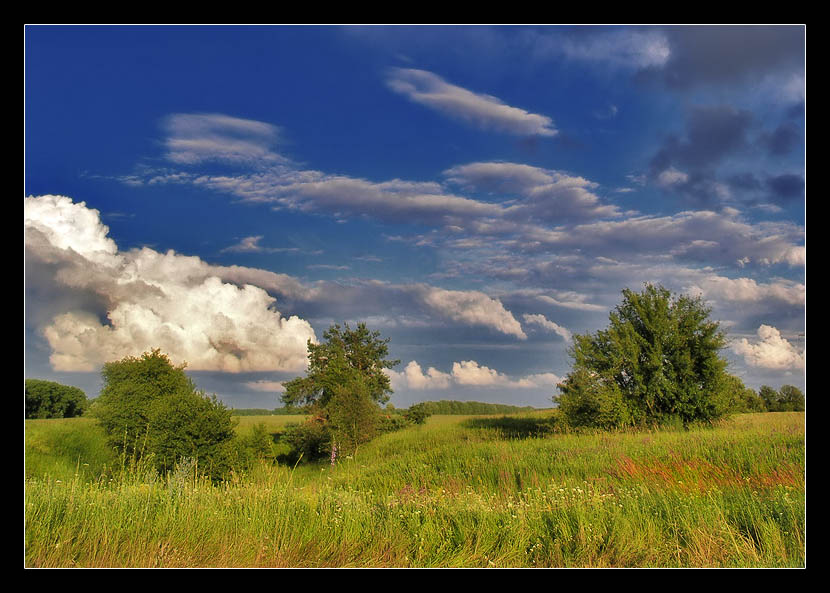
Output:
462,415,557,439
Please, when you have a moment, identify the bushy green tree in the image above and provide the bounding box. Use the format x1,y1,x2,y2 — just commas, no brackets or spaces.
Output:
92,349,237,478
279,323,403,462
282,322,400,409
778,385,805,411
403,402,432,425
145,390,236,479
555,284,733,429
25,379,88,419
326,374,381,456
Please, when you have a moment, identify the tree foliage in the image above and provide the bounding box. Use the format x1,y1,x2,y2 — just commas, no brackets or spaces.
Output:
282,322,400,409
760,384,805,412
326,374,382,455
279,323,404,462
555,284,733,429
92,349,237,478
25,379,88,419
723,375,767,413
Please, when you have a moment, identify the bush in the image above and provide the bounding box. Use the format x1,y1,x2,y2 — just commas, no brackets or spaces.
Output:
403,402,431,425
280,416,333,463
25,379,88,419
91,349,238,480
145,390,237,480
556,370,631,429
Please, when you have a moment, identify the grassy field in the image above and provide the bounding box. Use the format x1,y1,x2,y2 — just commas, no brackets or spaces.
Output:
24,411,805,568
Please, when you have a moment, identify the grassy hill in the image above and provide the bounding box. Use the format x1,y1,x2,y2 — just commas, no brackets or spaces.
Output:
24,411,805,567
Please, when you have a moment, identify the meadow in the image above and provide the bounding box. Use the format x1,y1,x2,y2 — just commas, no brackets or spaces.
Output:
24,411,805,568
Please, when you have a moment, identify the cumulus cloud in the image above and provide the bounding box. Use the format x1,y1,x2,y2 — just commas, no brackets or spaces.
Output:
25,195,316,373
387,359,560,391
386,68,558,137
398,361,453,390
731,325,805,371
522,313,572,341
413,284,527,340
687,275,805,307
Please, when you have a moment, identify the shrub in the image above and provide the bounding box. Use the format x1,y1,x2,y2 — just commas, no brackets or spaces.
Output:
403,402,431,425
280,416,333,463
91,349,238,479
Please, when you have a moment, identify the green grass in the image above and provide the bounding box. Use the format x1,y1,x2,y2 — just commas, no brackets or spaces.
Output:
24,412,805,567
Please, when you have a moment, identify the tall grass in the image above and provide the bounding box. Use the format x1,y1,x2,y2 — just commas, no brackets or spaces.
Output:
24,412,805,567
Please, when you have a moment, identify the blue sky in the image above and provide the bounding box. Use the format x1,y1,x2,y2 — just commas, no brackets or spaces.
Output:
25,25,805,408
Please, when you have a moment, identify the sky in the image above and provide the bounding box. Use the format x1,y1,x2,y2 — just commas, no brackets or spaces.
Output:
24,25,806,409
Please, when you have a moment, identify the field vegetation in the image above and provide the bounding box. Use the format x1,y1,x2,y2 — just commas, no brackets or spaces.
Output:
25,411,804,567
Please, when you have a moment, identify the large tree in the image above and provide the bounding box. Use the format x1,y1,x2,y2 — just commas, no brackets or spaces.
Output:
281,322,400,409
555,284,733,428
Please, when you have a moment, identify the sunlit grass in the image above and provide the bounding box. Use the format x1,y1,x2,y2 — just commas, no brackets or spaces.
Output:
24,412,805,567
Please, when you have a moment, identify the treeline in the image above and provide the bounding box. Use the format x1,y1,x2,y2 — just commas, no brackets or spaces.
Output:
231,407,308,416
396,400,538,416
729,380,805,413
25,379,88,419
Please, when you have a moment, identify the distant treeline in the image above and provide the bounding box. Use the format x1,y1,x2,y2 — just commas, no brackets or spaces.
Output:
231,407,308,416
231,401,538,417
401,400,539,416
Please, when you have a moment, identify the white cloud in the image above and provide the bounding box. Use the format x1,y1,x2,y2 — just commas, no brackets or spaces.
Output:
386,359,560,391
688,275,805,307
522,313,572,341
556,29,671,70
25,195,316,373
386,68,558,137
162,113,288,167
413,284,527,340
731,325,805,371
400,360,453,390
532,209,804,269
656,167,689,188
245,380,286,393
444,161,621,222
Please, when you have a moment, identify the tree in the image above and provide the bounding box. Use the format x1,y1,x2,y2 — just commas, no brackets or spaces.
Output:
25,379,88,419
279,323,401,462
282,322,400,409
403,402,432,425
326,374,381,456
555,284,733,429
92,349,237,478
723,375,766,413
759,385,805,412
759,385,780,411
778,385,805,411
